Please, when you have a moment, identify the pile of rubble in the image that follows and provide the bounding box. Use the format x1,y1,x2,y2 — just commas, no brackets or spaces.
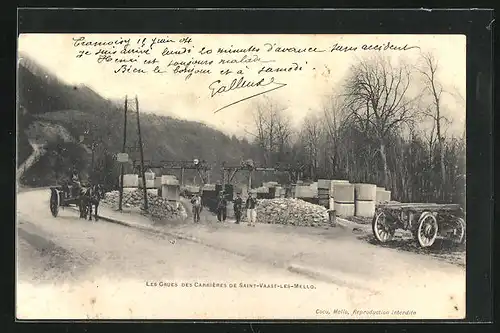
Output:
102,189,187,221
255,198,330,227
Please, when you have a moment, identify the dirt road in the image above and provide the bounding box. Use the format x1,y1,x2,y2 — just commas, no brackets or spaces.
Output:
16,189,465,320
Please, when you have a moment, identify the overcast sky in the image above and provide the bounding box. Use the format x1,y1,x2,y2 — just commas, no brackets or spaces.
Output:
18,34,466,138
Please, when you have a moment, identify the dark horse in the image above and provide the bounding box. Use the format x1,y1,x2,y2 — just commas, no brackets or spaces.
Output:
79,184,105,221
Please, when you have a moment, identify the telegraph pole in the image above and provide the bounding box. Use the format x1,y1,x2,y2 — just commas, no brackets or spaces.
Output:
135,95,148,211
221,165,226,188
248,170,253,190
118,96,128,211
91,142,97,176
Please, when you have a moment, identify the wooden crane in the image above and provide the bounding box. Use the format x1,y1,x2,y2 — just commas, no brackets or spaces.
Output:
221,159,305,189
132,159,211,186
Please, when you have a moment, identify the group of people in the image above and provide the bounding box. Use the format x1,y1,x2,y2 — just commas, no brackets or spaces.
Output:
232,192,258,226
190,191,258,226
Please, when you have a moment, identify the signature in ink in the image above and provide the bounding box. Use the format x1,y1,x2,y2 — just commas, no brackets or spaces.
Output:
209,76,287,114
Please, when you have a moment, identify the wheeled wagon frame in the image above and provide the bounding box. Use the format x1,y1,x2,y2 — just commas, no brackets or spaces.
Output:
49,186,81,217
372,203,466,248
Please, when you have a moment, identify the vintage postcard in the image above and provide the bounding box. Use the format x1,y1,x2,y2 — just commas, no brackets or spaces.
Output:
16,33,466,320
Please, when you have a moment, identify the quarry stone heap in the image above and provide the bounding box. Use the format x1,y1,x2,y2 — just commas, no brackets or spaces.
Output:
255,198,330,227
102,189,187,221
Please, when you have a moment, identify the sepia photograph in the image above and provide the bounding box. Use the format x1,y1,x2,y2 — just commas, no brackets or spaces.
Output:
16,33,466,320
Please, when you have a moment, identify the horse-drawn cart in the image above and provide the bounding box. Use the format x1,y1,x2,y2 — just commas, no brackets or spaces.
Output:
372,202,466,248
49,185,81,217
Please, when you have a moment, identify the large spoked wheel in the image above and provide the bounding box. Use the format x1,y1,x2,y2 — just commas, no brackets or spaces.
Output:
50,190,59,217
452,217,466,244
416,212,438,248
372,211,395,243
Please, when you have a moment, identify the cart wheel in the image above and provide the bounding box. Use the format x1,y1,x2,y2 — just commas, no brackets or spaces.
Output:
416,212,438,247
50,190,59,217
452,217,466,244
372,211,395,243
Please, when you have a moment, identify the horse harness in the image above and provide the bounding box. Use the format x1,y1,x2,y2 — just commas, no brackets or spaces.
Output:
81,185,104,202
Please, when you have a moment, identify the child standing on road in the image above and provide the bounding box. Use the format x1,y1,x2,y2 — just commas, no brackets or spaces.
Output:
245,192,258,227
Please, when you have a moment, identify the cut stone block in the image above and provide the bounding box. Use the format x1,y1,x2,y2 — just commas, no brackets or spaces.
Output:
120,174,139,188
355,200,376,217
331,183,355,202
144,170,155,181
317,179,331,189
295,185,315,198
334,202,355,217
329,180,350,192
161,175,178,185
354,183,377,201
376,189,391,203
138,178,155,189
162,184,180,201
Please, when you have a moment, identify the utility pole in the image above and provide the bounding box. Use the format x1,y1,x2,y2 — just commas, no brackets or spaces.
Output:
248,170,253,190
221,164,226,188
91,145,95,172
135,95,148,211
90,140,99,182
118,96,128,211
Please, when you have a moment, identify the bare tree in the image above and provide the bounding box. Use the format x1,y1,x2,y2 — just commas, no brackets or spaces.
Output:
274,110,293,161
252,102,269,164
343,55,417,189
251,98,292,166
300,112,323,180
322,90,361,179
416,52,450,199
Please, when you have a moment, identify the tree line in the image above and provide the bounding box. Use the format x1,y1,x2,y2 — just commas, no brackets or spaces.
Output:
247,52,466,205
29,51,465,206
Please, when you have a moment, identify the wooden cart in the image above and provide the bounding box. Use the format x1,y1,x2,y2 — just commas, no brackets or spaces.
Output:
49,185,81,217
372,202,466,248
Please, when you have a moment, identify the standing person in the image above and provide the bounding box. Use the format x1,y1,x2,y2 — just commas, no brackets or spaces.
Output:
71,168,80,185
233,193,243,224
190,192,202,223
70,168,81,197
216,192,227,222
245,192,258,227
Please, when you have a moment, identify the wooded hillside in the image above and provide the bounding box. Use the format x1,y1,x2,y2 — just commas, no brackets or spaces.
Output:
17,56,255,188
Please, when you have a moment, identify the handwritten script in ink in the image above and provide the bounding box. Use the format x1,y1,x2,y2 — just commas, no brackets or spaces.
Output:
72,36,420,113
